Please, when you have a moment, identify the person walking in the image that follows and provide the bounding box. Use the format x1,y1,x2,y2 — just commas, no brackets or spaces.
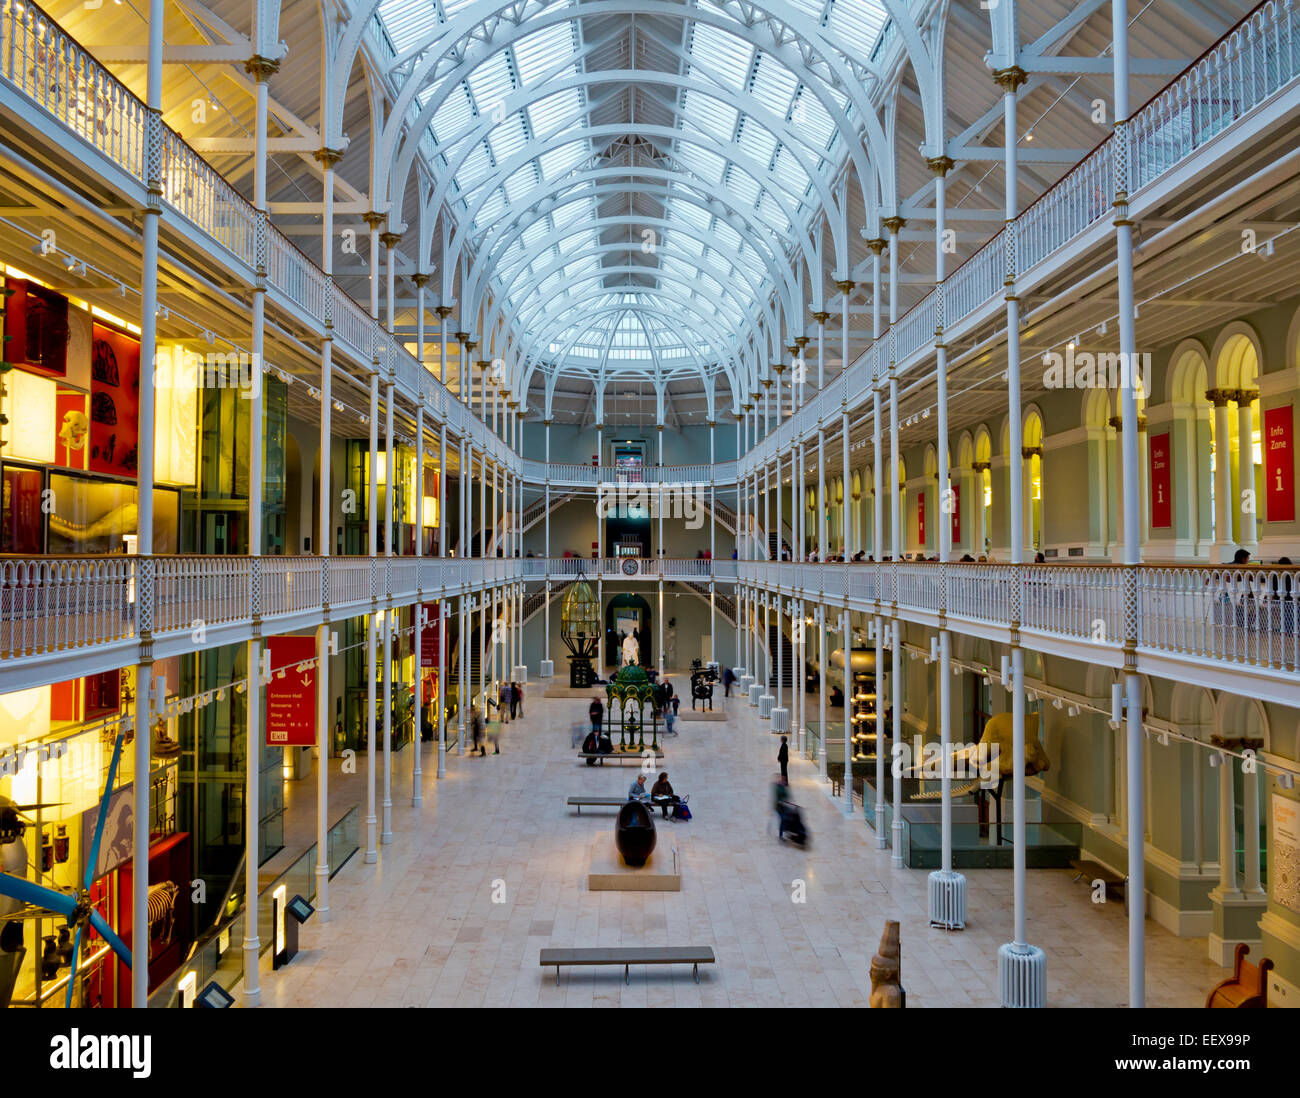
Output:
498,679,511,724
515,681,525,718
509,681,520,720
777,735,789,781
589,696,604,735
469,705,485,756
722,666,734,697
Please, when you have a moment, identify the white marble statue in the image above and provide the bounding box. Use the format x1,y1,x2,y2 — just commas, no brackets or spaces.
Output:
622,632,639,667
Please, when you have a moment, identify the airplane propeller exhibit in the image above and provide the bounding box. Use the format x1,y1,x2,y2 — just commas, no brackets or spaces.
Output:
0,724,134,1007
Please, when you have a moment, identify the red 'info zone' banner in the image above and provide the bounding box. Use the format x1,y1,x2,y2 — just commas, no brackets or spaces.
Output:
1150,432,1172,529
1265,405,1295,523
266,634,317,745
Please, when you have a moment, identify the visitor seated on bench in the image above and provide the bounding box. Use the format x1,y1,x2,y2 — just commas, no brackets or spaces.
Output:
581,728,615,764
650,772,682,818
628,774,650,801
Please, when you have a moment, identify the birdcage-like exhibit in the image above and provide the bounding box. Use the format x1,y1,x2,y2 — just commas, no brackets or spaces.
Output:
560,574,600,688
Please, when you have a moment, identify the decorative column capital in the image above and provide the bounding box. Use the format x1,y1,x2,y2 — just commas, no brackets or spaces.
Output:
811,311,831,324
1232,389,1260,405
794,336,810,349
865,237,887,255
411,272,431,288
436,305,454,319
379,230,402,249
244,55,281,80
971,461,991,473
835,280,856,295
761,378,773,389
1205,388,1235,407
313,147,345,168
362,210,387,231
927,155,955,177
1020,446,1044,459
882,215,907,234
454,331,469,343
991,66,1028,94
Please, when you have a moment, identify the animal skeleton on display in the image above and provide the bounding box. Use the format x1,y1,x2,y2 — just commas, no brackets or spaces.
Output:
0,726,134,1007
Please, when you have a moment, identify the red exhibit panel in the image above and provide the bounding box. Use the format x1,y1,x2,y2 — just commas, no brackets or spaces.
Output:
917,489,926,545
1264,405,1295,523
950,483,960,544
89,322,141,479
266,634,317,746
1149,432,1172,529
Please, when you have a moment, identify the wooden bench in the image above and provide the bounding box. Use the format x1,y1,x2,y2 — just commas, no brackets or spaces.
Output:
578,751,664,766
540,946,715,985
567,796,628,815
1206,944,1272,1008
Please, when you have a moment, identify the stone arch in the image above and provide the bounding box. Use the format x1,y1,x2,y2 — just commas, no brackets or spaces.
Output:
1210,322,1263,554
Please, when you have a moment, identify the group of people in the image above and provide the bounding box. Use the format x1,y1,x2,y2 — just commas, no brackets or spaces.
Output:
628,771,690,820
492,680,525,720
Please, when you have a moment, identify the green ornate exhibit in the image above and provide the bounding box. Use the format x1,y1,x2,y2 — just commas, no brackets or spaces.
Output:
606,665,661,751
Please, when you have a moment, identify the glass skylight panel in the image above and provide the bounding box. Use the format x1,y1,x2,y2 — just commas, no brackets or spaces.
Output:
513,22,576,86
673,234,704,258
783,0,831,22
735,118,778,170
791,89,835,150
827,0,887,61
528,88,584,138
537,143,585,184
686,24,752,91
457,142,493,190
551,198,589,230
771,146,811,196
441,0,477,19
675,145,725,185
749,53,798,112
503,163,537,203
466,53,515,116
667,198,709,233
475,186,506,226
713,221,742,252
431,84,476,150
723,164,760,206
680,90,738,144
487,112,529,164
520,220,549,248
376,0,443,54
757,190,791,234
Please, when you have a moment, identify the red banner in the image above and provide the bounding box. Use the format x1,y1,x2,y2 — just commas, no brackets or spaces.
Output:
419,602,441,668
917,489,926,546
950,483,960,544
266,634,317,746
1150,432,1172,529
1265,405,1295,523
89,322,141,479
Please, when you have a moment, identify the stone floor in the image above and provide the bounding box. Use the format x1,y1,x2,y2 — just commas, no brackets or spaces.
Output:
253,676,1228,1008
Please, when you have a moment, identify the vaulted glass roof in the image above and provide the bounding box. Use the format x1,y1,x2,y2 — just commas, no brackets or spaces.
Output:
372,0,892,392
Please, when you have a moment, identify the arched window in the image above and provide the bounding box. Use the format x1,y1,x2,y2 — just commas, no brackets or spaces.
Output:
1210,328,1262,555
974,426,993,558
1165,341,1213,558
1023,409,1045,552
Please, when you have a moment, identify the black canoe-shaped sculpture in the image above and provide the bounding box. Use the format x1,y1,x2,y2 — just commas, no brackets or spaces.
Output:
615,800,657,867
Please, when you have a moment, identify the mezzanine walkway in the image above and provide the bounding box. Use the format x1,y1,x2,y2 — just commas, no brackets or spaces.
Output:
253,676,1226,1008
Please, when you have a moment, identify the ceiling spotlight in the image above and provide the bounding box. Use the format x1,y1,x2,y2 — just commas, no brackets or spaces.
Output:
1280,773,1296,790
333,400,344,412
1097,320,1108,335
1067,706,1079,717
1261,238,1275,258
1024,130,1034,142
62,253,78,270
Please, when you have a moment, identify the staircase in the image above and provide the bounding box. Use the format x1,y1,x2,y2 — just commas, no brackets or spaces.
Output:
681,581,736,624
767,624,795,689
767,531,792,561
522,580,573,624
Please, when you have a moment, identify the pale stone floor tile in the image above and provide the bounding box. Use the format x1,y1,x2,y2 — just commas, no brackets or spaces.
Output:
252,676,1228,1008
